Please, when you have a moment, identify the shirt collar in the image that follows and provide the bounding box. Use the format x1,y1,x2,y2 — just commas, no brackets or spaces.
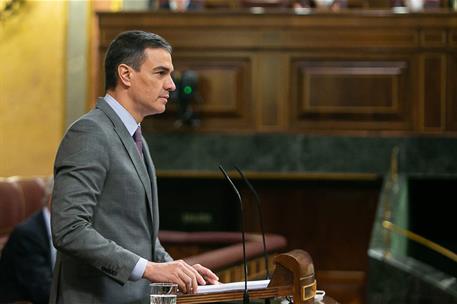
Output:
104,94,140,136
43,207,57,269
43,207,51,240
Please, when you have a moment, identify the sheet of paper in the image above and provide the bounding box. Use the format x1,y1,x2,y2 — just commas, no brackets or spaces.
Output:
196,279,270,294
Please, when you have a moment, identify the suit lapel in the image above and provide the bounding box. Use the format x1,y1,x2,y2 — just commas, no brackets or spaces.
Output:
95,98,153,207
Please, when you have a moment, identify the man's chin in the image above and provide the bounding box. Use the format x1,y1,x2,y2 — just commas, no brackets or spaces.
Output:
150,106,166,116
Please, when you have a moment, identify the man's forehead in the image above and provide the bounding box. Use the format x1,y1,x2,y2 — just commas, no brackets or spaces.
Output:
144,48,173,69
144,47,172,59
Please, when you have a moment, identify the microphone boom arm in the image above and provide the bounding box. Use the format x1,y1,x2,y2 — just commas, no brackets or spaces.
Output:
219,165,249,304
234,166,271,280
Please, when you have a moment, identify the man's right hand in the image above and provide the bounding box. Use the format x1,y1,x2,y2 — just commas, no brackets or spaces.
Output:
143,260,206,294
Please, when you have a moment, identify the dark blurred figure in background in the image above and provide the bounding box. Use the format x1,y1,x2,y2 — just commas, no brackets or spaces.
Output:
172,70,202,128
0,177,55,304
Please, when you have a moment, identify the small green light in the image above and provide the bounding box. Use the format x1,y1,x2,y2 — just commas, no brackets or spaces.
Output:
183,86,192,95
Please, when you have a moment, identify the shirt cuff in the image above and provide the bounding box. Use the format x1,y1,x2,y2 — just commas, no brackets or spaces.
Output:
129,257,148,281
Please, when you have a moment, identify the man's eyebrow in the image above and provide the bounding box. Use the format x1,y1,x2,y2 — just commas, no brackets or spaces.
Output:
153,66,172,72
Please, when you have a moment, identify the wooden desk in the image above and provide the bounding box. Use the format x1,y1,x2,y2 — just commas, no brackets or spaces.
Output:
321,295,340,304
177,250,339,304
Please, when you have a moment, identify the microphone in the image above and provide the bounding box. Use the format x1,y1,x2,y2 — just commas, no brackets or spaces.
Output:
234,166,272,304
234,166,271,280
218,165,249,304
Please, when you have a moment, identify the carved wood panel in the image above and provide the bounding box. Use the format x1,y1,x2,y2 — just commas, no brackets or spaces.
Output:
289,59,412,131
420,30,447,48
97,12,457,134
420,54,446,132
447,53,457,131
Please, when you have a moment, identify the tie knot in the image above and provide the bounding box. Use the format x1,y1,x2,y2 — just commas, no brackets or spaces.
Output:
133,127,143,156
134,126,142,141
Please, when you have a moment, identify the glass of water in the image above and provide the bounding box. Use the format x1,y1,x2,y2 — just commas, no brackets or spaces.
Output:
150,283,178,304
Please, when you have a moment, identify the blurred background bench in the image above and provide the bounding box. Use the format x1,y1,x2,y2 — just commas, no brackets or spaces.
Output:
0,176,287,284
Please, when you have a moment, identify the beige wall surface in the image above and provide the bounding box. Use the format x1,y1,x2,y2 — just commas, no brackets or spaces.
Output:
0,1,67,177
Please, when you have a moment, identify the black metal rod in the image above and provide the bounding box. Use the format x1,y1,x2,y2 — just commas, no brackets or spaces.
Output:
234,166,271,280
218,165,249,304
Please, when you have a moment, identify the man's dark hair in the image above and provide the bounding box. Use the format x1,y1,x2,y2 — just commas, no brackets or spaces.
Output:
104,30,172,91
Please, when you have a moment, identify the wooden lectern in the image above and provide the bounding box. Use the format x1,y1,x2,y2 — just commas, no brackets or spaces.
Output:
178,249,330,304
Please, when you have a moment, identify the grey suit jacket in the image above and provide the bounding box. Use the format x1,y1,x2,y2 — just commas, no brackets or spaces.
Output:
50,98,172,304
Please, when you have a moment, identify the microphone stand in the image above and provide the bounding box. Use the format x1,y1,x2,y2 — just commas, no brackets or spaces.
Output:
234,166,271,304
219,165,249,304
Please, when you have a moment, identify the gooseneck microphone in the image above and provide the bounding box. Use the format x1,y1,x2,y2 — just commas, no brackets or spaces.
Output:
234,166,272,304
218,165,249,304
234,166,271,280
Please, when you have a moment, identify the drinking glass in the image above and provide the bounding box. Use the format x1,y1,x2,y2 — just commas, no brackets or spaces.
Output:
150,283,178,304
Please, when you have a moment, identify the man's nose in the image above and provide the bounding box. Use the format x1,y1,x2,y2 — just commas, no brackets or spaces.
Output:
166,76,176,92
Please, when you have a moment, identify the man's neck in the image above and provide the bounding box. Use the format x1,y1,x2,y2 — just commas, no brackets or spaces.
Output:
106,89,143,123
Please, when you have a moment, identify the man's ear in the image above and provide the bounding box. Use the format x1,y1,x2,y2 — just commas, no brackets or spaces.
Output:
118,64,133,87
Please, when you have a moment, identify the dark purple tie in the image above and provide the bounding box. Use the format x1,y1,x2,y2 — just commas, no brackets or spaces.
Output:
133,126,143,157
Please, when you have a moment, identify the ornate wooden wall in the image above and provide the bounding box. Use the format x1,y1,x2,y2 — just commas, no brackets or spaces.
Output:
96,11,457,303
97,10,457,134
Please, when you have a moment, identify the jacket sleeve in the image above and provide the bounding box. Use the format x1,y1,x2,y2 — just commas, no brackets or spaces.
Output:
51,119,140,285
154,238,173,262
0,225,52,304
8,227,52,304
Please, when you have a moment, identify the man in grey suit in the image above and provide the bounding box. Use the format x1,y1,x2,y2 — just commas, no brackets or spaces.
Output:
50,30,218,304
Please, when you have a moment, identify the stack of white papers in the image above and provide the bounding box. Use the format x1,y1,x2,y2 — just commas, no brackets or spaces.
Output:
196,279,270,294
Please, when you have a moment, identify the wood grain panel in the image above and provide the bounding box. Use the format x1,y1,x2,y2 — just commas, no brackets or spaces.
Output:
96,11,457,134
156,174,381,304
254,53,290,130
317,270,366,304
446,53,457,130
450,30,457,48
290,59,411,131
175,63,239,114
420,30,447,48
301,67,400,113
421,54,446,131
101,28,418,50
283,30,417,49
243,178,381,304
